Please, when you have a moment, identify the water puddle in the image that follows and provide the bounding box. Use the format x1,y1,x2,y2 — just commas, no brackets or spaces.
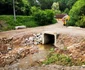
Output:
38,44,55,50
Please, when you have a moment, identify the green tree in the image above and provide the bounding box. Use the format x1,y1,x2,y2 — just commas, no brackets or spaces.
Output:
28,0,77,12
38,0,54,9
67,0,77,9
0,0,13,14
67,0,85,26
33,10,54,26
52,2,59,10
31,6,40,15
0,0,31,15
15,0,30,15
64,8,69,14
58,0,77,12
52,2,61,14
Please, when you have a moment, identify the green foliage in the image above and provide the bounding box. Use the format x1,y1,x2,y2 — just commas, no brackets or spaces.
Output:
0,0,13,14
33,10,56,26
66,0,77,9
38,0,54,10
36,0,77,11
56,0,77,12
0,15,37,31
52,2,61,14
52,2,59,10
0,0,31,15
67,0,85,26
28,0,39,6
15,0,31,15
43,51,85,66
64,8,69,14
31,6,41,15
69,0,85,16
0,0,77,15
76,16,85,28
66,16,77,26
43,53,72,66
0,14,56,31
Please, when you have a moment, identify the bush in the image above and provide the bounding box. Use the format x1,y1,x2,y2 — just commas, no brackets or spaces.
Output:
31,6,41,15
76,16,85,28
43,53,72,66
0,15,37,31
43,50,85,66
67,0,85,27
64,8,69,14
66,16,77,26
33,10,56,26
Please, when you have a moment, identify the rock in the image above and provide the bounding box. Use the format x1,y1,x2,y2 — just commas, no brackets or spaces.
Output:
15,25,26,30
82,65,85,68
21,33,43,46
25,38,29,42
69,53,72,57
34,42,38,45
7,46,12,51
29,37,34,41
24,38,30,46
33,34,37,37
17,48,24,55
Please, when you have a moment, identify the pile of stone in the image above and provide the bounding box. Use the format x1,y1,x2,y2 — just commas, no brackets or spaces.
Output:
21,33,43,46
33,33,42,45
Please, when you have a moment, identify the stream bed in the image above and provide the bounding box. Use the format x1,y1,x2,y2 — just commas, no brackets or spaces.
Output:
0,44,54,70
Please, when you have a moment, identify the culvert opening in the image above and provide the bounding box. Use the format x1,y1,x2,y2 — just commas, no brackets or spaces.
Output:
42,33,56,46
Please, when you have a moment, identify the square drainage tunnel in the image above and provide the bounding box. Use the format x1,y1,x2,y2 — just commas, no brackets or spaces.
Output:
42,31,57,46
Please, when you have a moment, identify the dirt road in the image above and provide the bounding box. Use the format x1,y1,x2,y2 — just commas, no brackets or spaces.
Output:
0,20,85,38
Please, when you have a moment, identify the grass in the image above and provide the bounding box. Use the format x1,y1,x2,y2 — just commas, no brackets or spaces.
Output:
0,15,37,31
43,48,85,66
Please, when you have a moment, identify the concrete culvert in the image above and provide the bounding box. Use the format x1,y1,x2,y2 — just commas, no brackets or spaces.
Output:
43,34,54,44
42,31,57,46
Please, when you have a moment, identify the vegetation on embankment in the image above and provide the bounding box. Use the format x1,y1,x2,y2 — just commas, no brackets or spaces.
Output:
0,15,57,31
43,48,85,66
0,15,37,31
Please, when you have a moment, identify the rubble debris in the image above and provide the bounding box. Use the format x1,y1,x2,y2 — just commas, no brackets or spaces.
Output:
21,33,43,46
